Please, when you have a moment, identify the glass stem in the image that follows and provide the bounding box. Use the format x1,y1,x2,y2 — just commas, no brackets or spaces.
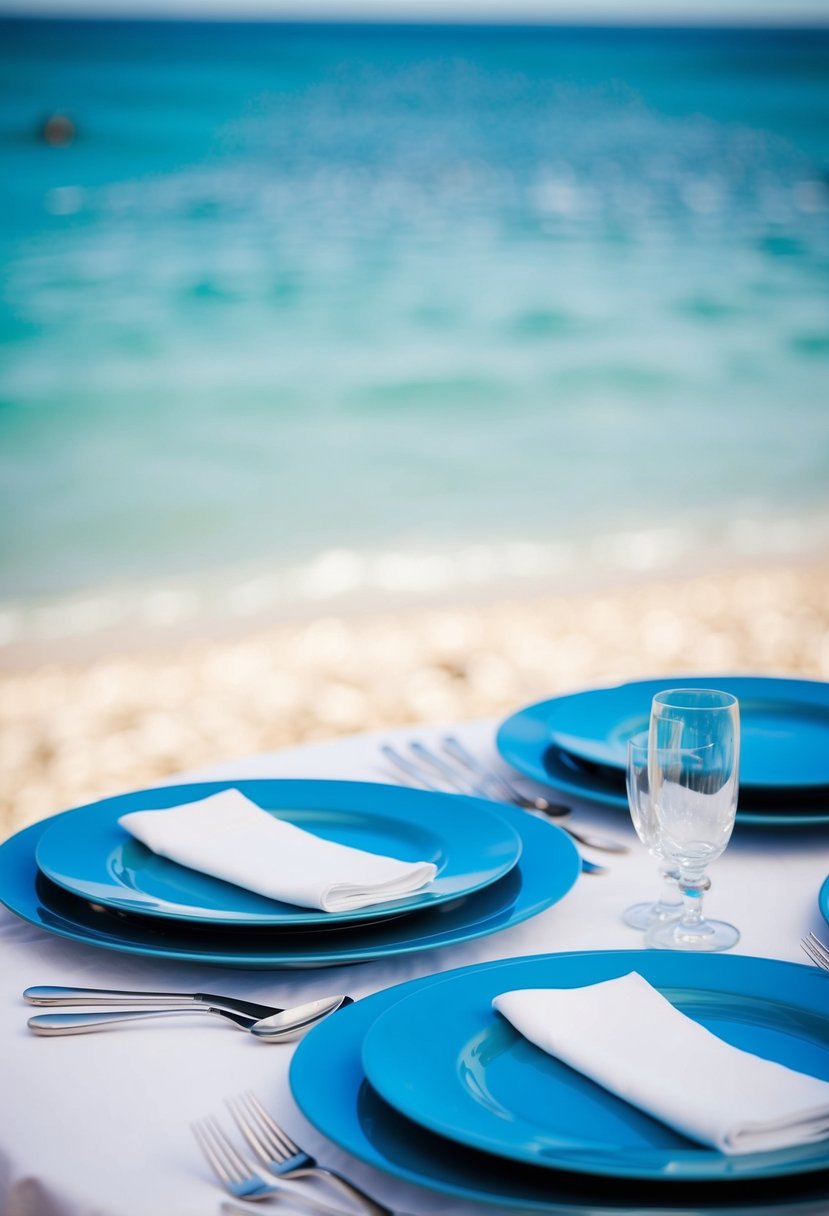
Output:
677,872,711,931
656,865,681,912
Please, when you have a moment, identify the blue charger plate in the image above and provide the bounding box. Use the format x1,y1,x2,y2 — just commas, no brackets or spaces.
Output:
0,781,579,968
360,952,829,1182
528,677,829,791
290,952,829,1211
498,702,829,827
819,874,829,928
34,779,522,926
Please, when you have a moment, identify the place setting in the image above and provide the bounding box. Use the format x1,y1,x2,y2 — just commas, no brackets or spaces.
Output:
0,775,582,978
496,675,829,827
286,948,829,1215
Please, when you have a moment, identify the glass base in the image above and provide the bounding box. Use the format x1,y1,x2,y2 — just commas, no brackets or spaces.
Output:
622,900,682,930
645,917,740,953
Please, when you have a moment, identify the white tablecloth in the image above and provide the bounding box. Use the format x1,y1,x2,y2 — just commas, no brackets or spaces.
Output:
1,719,827,1216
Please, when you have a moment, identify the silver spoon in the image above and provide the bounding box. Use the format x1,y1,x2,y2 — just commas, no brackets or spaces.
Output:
27,995,351,1041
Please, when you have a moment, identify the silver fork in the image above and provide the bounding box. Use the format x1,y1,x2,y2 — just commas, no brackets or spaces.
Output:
382,741,627,856
441,735,570,816
193,1116,349,1213
801,931,829,971
427,740,628,854
380,742,607,874
382,740,567,815
228,1091,392,1216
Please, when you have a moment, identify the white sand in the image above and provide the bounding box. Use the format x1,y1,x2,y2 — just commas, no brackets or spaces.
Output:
2,559,827,839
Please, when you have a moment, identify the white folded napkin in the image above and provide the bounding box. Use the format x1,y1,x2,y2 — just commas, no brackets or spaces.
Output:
493,972,829,1155
119,789,438,913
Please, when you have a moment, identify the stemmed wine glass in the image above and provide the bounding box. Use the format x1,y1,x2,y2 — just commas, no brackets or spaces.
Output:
623,732,682,929
645,688,740,953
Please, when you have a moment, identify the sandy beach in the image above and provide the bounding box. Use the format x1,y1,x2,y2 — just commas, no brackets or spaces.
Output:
2,557,827,841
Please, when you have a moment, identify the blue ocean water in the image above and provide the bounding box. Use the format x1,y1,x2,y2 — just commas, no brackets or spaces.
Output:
1,19,828,645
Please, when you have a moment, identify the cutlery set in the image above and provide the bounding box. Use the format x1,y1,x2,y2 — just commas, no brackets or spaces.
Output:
224,1091,389,1214
195,1094,381,1215
24,985,351,1041
380,736,629,869
195,1114,330,1210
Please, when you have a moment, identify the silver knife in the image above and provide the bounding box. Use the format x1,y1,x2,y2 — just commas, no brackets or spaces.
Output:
23,985,288,1020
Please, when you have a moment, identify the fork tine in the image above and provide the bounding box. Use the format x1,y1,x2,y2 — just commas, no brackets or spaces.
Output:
408,741,476,794
803,934,829,970
808,931,829,960
227,1093,282,1164
802,935,829,970
204,1116,260,1182
806,931,828,960
195,1116,353,1215
802,938,823,968
192,1120,228,1184
380,743,441,792
440,735,516,798
209,1116,255,1181
193,1119,242,1186
244,1091,301,1158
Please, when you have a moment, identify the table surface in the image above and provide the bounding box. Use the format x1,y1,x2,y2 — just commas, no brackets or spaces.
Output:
1,718,827,1216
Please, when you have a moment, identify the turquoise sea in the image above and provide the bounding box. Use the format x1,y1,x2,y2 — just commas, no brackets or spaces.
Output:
1,19,828,647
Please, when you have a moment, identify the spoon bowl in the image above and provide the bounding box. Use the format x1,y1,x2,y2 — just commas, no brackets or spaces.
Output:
251,994,353,1041
27,994,352,1039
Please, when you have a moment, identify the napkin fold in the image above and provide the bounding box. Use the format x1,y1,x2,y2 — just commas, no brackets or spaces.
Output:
493,972,829,1155
119,789,438,913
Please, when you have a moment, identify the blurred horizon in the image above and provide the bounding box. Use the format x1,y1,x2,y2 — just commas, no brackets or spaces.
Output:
1,15,828,656
2,1,829,24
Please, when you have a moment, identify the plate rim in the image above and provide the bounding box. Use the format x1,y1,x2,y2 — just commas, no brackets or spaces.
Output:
537,676,829,791
819,873,829,928
33,778,524,927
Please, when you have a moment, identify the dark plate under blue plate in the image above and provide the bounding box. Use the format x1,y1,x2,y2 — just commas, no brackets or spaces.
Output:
0,781,580,968
498,702,829,826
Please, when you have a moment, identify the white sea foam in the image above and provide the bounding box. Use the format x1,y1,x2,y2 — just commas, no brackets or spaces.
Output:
1,511,827,651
